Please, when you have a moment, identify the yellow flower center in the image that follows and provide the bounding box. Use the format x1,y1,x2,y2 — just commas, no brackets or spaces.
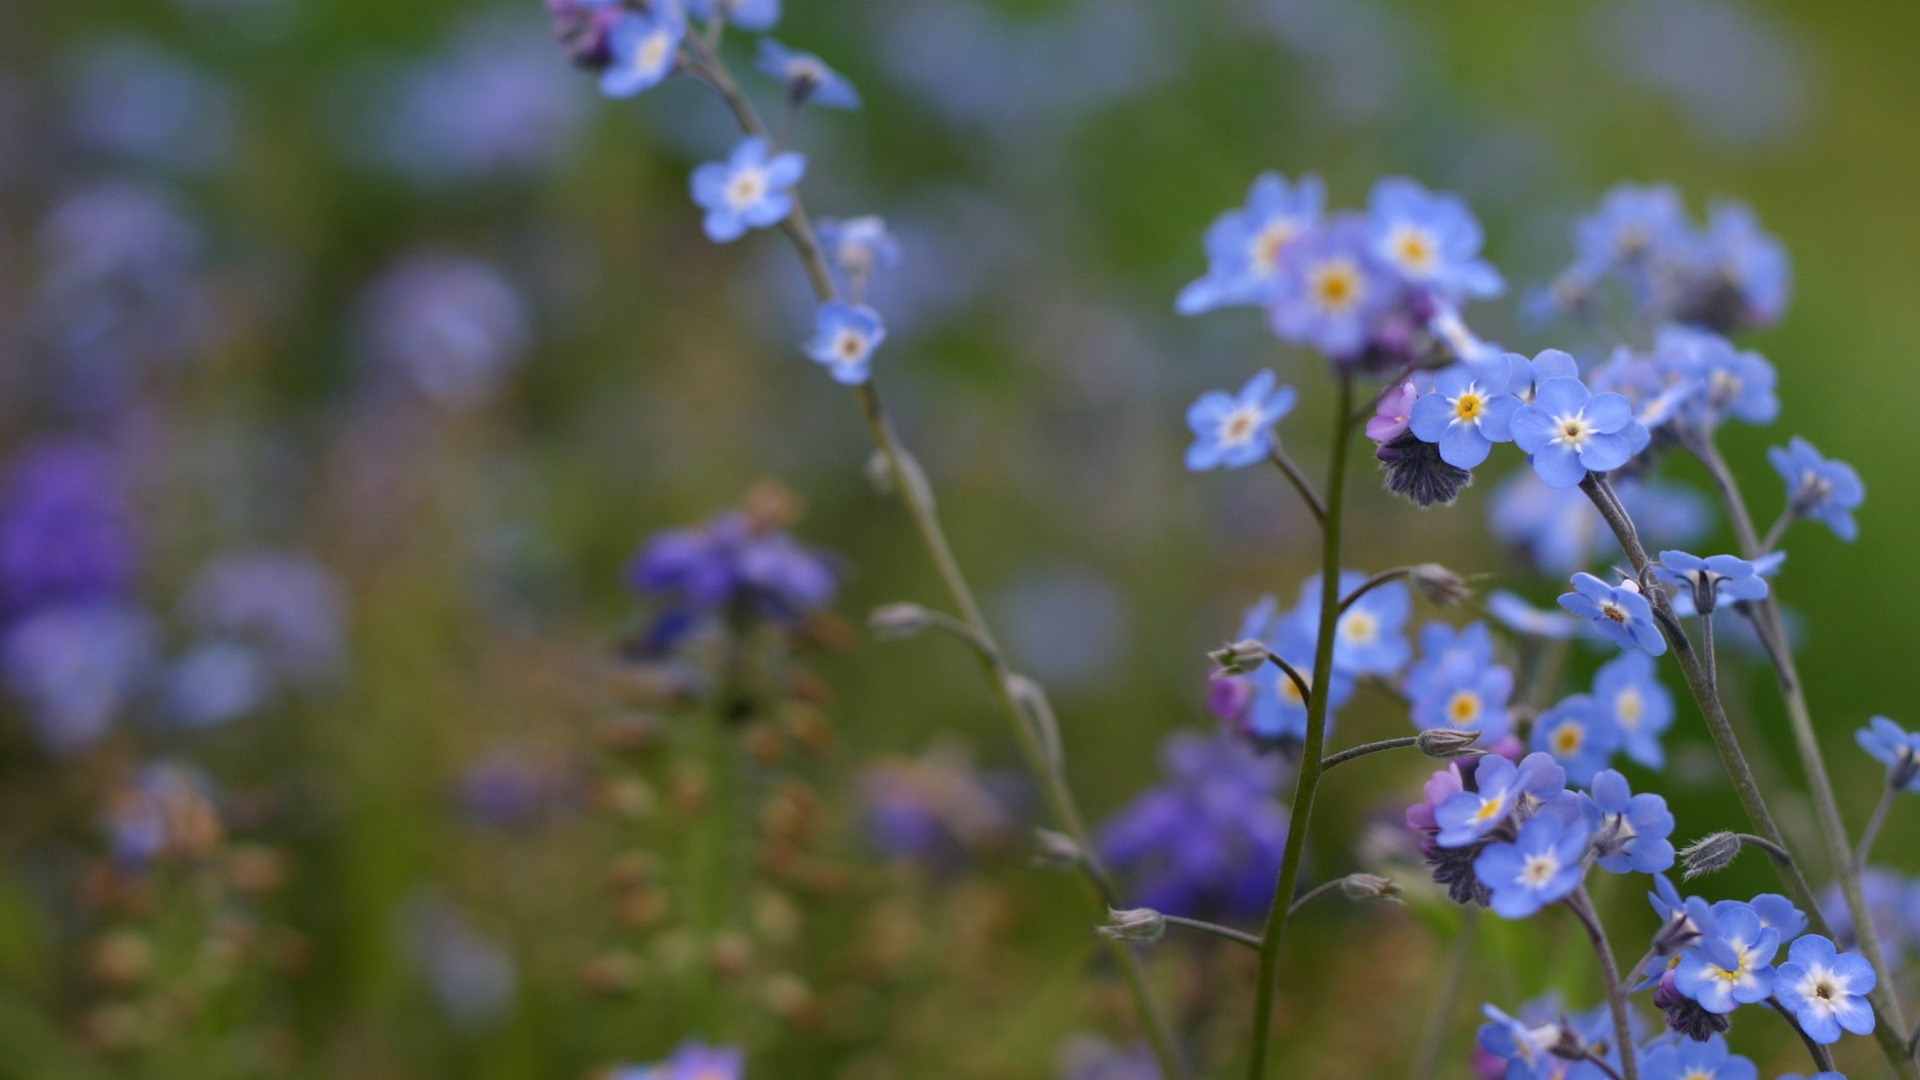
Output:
1309,259,1364,314
1616,688,1643,729
1553,723,1585,756
1452,391,1485,422
1447,691,1482,724
1249,220,1301,274
1389,225,1439,276
1339,610,1379,646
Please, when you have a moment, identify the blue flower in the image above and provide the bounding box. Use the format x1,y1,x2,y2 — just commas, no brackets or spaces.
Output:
1474,813,1592,918
1573,183,1696,275
1487,589,1579,640
687,0,781,31
1408,362,1518,469
1641,1034,1756,1080
626,1041,747,1080
1531,694,1621,786
1592,651,1673,770
1404,620,1495,697
598,4,686,99
1267,215,1395,360
1582,769,1674,874
690,136,806,243
815,215,899,291
1098,730,1289,919
1653,550,1768,616
1774,934,1876,1045
1288,570,1411,677
1749,893,1809,943
1855,716,1920,792
1647,326,1778,429
1476,1004,1562,1080
1559,573,1667,656
1177,172,1324,315
1408,651,1513,744
1184,370,1298,471
1768,436,1864,543
1365,177,1504,301
2,602,156,755
1705,200,1790,328
1242,620,1353,746
803,301,886,384
1510,377,1646,489
1675,903,1779,1013
757,39,861,109
1434,752,1567,848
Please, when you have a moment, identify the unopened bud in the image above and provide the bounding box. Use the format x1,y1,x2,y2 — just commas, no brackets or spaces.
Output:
1416,728,1482,758
1208,639,1272,678
1031,829,1082,871
1679,832,1741,881
869,603,934,641
1892,747,1920,793
1411,564,1472,607
1097,907,1165,943
1340,873,1402,903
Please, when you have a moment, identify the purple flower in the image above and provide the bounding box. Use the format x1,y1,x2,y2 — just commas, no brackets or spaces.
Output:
0,439,141,620
1365,380,1419,444
690,136,806,243
355,251,531,408
628,509,838,654
626,1042,746,1080
1510,377,1646,489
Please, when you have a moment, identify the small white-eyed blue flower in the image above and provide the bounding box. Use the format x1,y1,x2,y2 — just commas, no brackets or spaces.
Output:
757,39,860,109
1473,812,1592,919
1559,573,1666,656
1183,370,1297,472
1768,436,1864,543
1408,362,1518,469
1774,934,1876,1045
1366,176,1504,301
815,215,899,292
1640,1034,1756,1080
1675,903,1779,1013
690,136,806,243
598,4,687,99
802,302,885,384
1653,550,1768,615
1510,376,1646,489
1581,768,1674,874
1177,172,1324,315
1267,215,1395,360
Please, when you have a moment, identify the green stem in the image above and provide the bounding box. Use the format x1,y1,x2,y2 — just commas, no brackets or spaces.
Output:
1247,373,1355,1080
1318,736,1421,774
681,39,1187,1080
1567,887,1638,1080
1857,784,1896,872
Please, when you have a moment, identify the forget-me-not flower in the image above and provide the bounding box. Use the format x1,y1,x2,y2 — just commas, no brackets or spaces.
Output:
758,39,861,109
1286,570,1410,677
1654,550,1768,615
1365,177,1504,301
1487,589,1580,640
1676,903,1779,1013
1474,813,1592,918
598,3,686,99
1560,573,1667,656
1856,716,1920,792
691,136,806,243
816,215,899,291
1592,651,1673,770
1177,172,1324,315
1510,377,1646,488
1184,370,1297,471
1640,1034,1756,1080
1408,651,1513,744
1531,694,1621,787
1582,769,1674,874
1408,362,1518,469
803,301,885,384
1768,437,1864,542
1774,934,1877,1045
688,0,781,31
1434,752,1567,848
1268,216,1394,360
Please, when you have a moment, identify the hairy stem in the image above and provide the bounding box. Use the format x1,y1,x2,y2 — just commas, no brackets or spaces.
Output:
1319,735,1421,774
1567,887,1638,1080
1247,374,1355,1080
683,42,1187,1079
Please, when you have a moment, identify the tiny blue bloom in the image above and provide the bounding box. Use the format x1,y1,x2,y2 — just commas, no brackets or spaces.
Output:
1487,589,1579,640
1640,1034,1756,1080
1288,570,1411,677
1559,573,1666,656
1572,183,1696,276
1855,716,1920,792
815,215,899,290
1408,651,1513,744
1592,651,1673,770
1365,176,1504,301
1476,1004,1560,1080
1582,768,1674,874
1675,903,1779,1013
1768,436,1865,543
1404,620,1495,698
1408,363,1518,469
1434,752,1567,848
1653,550,1769,614
1473,812,1592,919
690,136,806,243
1267,215,1394,360
802,301,885,384
1531,694,1621,787
1706,200,1790,327
1749,893,1809,942
1510,376,1646,488
1184,370,1298,471
1648,326,1778,429
1177,173,1324,315
757,39,860,109
599,5,687,99
1774,934,1877,1045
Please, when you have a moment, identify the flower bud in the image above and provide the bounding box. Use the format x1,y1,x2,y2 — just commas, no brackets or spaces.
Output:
1411,564,1472,607
1416,728,1482,758
1679,832,1741,880
1208,639,1272,678
869,603,934,641
1892,747,1920,793
1097,907,1165,943
1340,873,1402,903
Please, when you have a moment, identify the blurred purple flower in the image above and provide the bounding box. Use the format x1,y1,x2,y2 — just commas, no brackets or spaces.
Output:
3,602,157,754
60,39,236,174
628,509,837,655
106,759,221,866
859,745,1019,867
401,892,518,1031
179,550,346,682
0,439,142,620
459,751,579,829
355,251,532,409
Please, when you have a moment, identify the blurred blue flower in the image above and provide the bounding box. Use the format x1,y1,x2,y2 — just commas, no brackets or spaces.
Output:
180,550,346,683
1486,590,1579,640
1592,651,1673,770
1267,216,1395,360
690,0,781,32
0,438,141,620
1407,652,1512,745
1177,173,1325,315
758,39,860,109
356,251,531,408
1366,177,1503,301
692,136,806,243
1531,694,1620,786
815,215,900,295
617,1042,746,1080
1288,570,1411,678
1184,369,1297,471
1058,1035,1161,1080
108,759,221,866
601,3,686,98
61,39,235,174
1768,436,1864,543
1641,1034,1755,1080
402,893,517,1031
860,746,1018,868
164,639,272,729
1098,730,1287,919
803,301,886,385
3,602,156,754
1856,717,1920,792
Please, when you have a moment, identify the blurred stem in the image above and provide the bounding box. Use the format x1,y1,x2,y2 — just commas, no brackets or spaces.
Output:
1267,446,1327,524
1582,471,1920,1080
1858,785,1895,872
1407,909,1478,1080
681,40,1187,1080
689,656,745,1033
1566,887,1637,1080
1247,373,1355,1080
1683,432,1917,1076
1335,567,1413,616
1161,915,1262,952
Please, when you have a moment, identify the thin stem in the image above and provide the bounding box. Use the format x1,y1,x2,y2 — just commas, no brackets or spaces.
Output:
1760,507,1794,554
1407,909,1479,1080
1768,997,1838,1074
1162,915,1262,952
1336,567,1414,617
1684,435,1918,1078
1700,609,1718,697
1566,887,1638,1080
1858,784,1897,872
1284,877,1349,919
1582,472,1919,1080
1266,653,1313,710
1584,1054,1625,1080
1319,736,1421,774
1247,374,1356,1080
1268,446,1328,524
682,41,1187,1080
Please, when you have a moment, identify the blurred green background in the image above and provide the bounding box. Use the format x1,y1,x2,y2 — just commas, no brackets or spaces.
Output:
2,0,1919,1077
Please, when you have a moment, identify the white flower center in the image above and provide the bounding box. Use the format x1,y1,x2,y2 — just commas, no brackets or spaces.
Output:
725,168,769,210
1615,688,1643,729
1339,610,1379,646
637,29,674,76
831,330,868,366
1551,412,1593,451
1518,851,1561,888
1218,405,1264,447
1798,965,1845,1014
1248,220,1301,274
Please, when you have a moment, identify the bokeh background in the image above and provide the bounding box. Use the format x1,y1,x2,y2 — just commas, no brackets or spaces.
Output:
1,0,1918,1077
